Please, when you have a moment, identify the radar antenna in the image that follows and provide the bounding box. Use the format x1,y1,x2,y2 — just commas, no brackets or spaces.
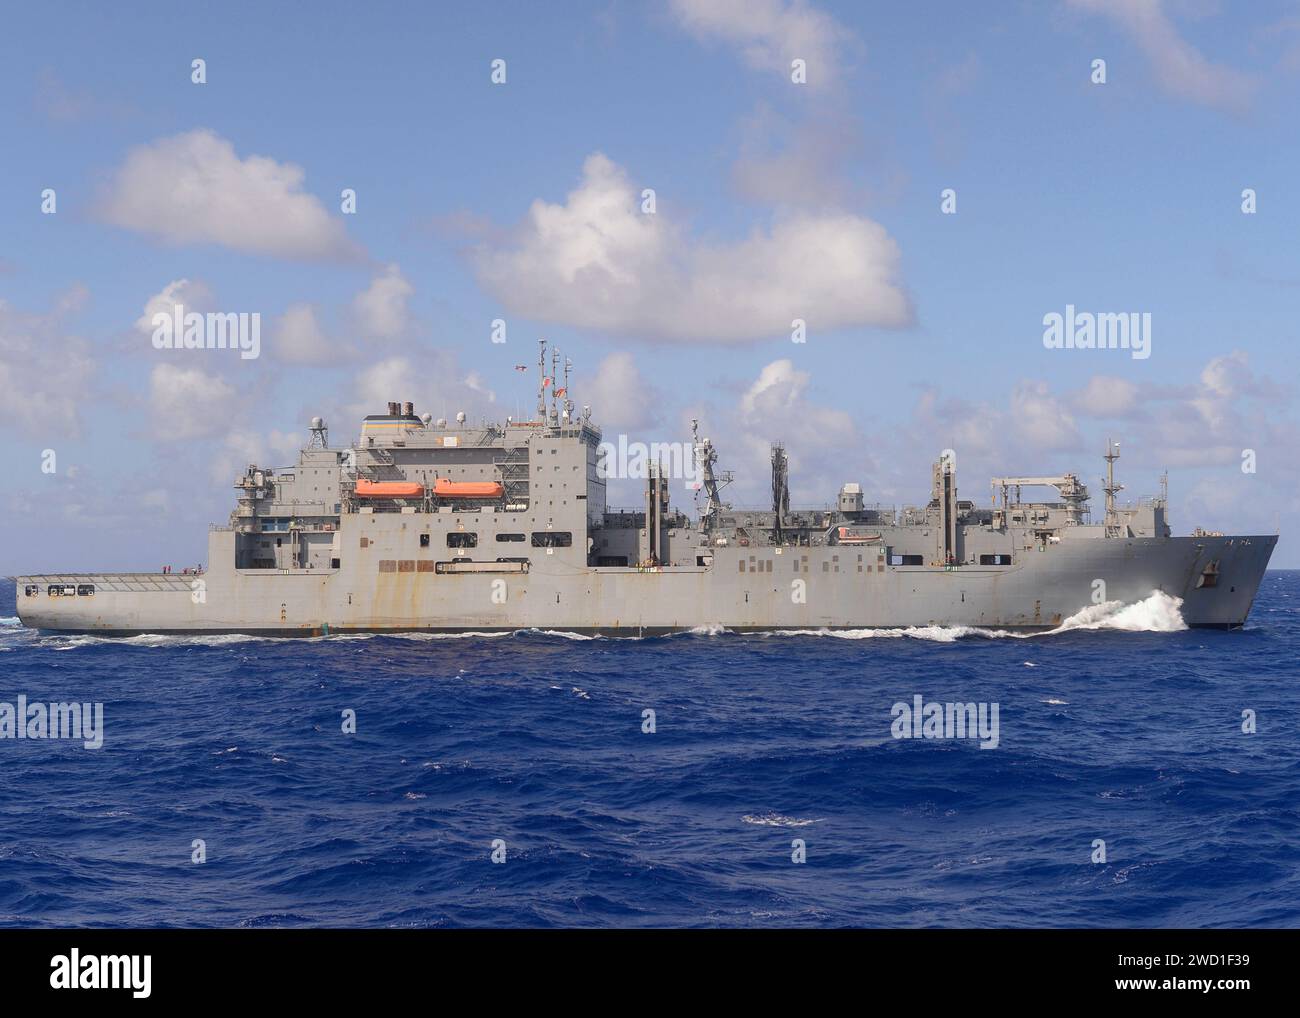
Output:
308,416,328,449
692,419,732,528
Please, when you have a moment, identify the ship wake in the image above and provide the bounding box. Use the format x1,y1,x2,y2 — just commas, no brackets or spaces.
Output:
763,590,1187,641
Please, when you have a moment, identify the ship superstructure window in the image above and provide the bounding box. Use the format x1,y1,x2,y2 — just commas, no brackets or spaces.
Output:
979,554,1012,565
891,554,924,566
420,533,430,547
24,585,39,596
496,533,525,542
447,532,477,548
531,532,572,547
77,584,95,596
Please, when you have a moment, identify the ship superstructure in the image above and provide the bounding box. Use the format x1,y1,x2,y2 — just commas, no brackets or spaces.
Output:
14,344,1276,634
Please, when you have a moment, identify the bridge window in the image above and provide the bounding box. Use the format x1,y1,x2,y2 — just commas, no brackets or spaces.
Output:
447,532,477,548
531,532,572,547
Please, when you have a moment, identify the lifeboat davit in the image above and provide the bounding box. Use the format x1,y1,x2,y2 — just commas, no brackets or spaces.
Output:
355,479,424,498
433,478,505,499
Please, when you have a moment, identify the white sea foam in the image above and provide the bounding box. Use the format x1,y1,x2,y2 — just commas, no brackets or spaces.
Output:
742,812,822,828
766,624,1016,642
1041,590,1187,634
764,590,1186,641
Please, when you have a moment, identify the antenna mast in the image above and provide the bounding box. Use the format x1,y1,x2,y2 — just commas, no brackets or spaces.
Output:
536,339,547,422
563,356,573,423
550,347,560,425
1103,439,1124,537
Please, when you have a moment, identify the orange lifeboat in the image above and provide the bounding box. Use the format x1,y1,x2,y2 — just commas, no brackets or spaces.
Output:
355,478,424,498
433,478,504,499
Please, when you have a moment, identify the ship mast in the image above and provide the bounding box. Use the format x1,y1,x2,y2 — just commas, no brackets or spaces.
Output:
1103,439,1124,537
692,419,731,528
536,338,547,422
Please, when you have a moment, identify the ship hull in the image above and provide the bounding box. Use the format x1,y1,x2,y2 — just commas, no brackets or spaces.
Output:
14,533,1277,636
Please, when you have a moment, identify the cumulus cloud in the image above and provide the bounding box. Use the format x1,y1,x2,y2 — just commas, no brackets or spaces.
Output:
272,303,335,364
210,427,304,485
588,352,661,431
98,129,361,260
148,364,239,440
670,0,853,87
0,288,97,438
342,354,497,429
473,153,911,343
732,358,860,499
1068,0,1258,114
350,263,413,341
135,279,214,336
1070,374,1141,417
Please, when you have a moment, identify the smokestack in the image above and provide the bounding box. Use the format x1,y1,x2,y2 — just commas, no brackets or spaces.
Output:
387,401,399,415
403,401,414,417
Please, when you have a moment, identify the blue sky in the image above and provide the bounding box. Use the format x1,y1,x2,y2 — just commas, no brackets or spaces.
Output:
2,0,1298,571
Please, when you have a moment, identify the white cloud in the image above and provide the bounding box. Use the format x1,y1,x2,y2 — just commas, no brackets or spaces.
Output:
670,0,852,87
99,129,361,260
0,288,97,438
1070,375,1141,416
343,354,497,428
732,358,860,500
588,352,661,431
272,303,335,364
1069,0,1258,114
351,263,413,341
135,279,214,336
473,153,911,343
148,364,239,441
1011,380,1084,451
210,428,303,485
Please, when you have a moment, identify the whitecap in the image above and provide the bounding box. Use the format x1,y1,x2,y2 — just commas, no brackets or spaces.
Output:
742,812,822,828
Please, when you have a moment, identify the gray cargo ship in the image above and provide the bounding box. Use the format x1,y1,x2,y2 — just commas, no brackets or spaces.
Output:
13,343,1276,635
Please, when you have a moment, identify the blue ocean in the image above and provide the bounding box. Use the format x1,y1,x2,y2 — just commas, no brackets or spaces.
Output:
1,574,1297,929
